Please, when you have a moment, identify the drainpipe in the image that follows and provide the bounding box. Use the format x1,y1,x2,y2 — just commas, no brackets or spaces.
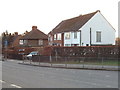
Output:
90,28,92,46
80,30,81,46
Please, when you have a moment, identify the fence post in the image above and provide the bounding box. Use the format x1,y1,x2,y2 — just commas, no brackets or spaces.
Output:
23,59,24,63
23,55,24,64
55,49,57,62
65,57,67,68
50,55,52,67
30,57,32,65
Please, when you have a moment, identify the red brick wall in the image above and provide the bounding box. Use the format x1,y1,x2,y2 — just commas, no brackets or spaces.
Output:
22,39,48,47
43,39,48,46
48,33,64,46
12,36,22,47
28,40,38,46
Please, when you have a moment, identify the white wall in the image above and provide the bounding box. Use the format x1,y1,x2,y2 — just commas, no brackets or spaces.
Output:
64,32,80,46
80,12,115,46
64,12,115,46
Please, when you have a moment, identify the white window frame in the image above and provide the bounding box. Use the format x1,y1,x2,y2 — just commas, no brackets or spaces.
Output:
54,34,57,40
23,40,28,44
96,31,101,42
65,32,70,39
48,35,50,41
74,32,77,39
19,40,24,45
57,33,61,40
39,40,43,45
50,36,53,41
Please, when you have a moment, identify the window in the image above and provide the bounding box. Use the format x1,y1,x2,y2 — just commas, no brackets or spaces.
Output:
74,32,77,39
57,33,61,40
19,40,24,45
18,49,25,51
50,37,53,41
48,35,50,41
96,31,101,42
65,32,70,39
54,34,57,40
23,40,28,44
39,40,43,45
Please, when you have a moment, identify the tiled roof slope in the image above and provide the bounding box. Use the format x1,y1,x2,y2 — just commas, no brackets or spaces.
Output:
51,10,99,34
21,27,48,40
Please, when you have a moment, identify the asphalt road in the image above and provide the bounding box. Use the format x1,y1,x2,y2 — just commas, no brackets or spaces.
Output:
2,60,118,88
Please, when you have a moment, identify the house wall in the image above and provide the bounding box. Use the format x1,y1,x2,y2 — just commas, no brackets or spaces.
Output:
80,12,115,46
64,12,115,46
21,39,48,47
43,39,48,46
64,32,80,46
48,33,64,46
12,36,22,47
27,40,38,46
48,35,53,46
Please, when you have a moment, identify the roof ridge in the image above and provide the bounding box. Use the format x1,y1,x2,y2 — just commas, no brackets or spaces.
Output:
50,10,99,34
20,28,48,40
63,10,99,22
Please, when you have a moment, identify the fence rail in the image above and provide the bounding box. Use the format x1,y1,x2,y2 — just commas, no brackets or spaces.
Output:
22,55,119,70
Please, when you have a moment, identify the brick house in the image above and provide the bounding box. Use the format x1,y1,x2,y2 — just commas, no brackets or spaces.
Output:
20,26,48,47
11,32,22,47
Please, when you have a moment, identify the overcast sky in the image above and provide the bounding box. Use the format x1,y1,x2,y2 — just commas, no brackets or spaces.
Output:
0,0,119,37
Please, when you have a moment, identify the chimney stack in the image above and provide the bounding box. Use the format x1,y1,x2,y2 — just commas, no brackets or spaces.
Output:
32,26,37,30
14,32,18,35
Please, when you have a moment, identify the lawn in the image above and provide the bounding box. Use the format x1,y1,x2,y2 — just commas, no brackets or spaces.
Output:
50,60,119,66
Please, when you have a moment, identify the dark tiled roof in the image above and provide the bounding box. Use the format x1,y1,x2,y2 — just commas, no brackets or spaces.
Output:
20,29,48,40
50,11,99,34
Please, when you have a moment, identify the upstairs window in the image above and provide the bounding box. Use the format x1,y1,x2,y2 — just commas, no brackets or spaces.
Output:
23,40,28,45
57,33,61,40
50,37,53,41
39,40,43,45
48,35,50,41
96,31,101,42
19,40,24,45
54,34,57,40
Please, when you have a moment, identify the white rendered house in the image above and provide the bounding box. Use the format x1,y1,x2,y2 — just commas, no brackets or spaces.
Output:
48,10,115,46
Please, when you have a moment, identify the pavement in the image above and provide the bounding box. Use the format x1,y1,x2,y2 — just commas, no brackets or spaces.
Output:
1,59,119,88
19,59,119,71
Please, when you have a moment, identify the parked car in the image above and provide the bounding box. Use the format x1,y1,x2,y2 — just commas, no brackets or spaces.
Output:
26,51,38,60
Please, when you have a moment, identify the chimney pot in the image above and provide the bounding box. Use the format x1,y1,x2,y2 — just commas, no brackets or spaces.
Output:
32,26,37,30
14,32,18,35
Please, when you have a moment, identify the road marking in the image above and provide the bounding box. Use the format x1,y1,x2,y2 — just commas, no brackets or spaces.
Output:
0,80,5,83
10,84,22,88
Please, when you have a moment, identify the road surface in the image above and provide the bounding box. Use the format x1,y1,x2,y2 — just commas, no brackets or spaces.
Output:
2,59,118,88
